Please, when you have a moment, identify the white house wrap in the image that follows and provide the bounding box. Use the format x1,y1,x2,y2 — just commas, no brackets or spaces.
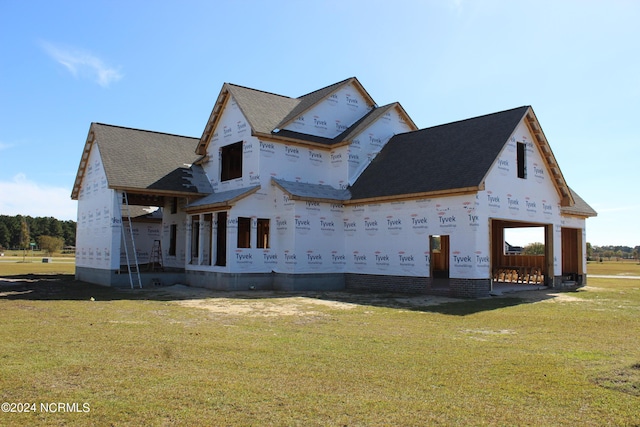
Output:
71,77,596,297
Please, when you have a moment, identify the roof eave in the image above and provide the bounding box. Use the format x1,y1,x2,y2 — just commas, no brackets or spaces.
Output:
271,179,349,204
71,124,97,200
347,186,482,205
110,185,211,198
184,185,260,213
197,83,232,156
523,107,575,207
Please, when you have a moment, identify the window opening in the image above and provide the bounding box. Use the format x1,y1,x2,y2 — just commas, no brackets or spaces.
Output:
237,217,251,248
190,216,199,264
257,218,270,249
215,212,227,266
169,224,177,256
221,141,243,181
517,142,526,179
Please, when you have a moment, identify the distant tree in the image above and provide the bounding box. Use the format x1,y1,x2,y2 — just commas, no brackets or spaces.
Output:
48,218,64,237
586,242,593,260
19,217,30,261
523,242,545,255
0,222,9,248
61,220,76,246
38,235,65,255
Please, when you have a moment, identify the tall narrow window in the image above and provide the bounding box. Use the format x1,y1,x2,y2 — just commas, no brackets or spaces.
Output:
170,197,178,214
257,218,270,249
220,141,243,181
517,142,526,179
216,212,227,266
237,217,251,248
169,224,177,256
190,216,200,264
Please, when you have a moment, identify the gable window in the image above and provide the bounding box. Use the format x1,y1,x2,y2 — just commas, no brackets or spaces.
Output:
221,141,243,181
237,217,251,248
517,142,526,179
257,218,270,249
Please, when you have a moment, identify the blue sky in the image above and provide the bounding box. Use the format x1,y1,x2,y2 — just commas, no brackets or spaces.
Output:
0,0,638,247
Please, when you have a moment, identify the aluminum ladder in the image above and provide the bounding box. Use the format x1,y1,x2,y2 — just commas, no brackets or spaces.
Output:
121,192,142,289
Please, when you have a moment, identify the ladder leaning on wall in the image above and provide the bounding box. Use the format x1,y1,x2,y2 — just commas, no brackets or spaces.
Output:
121,191,142,289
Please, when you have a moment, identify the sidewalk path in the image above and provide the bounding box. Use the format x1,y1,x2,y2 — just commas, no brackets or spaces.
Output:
590,275,640,280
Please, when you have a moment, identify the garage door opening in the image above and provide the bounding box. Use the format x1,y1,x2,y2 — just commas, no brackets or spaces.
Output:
492,220,549,286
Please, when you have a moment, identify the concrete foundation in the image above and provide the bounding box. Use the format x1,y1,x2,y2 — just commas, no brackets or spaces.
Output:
75,266,185,288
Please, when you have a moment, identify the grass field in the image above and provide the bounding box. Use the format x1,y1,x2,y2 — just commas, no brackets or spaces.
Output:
0,261,638,425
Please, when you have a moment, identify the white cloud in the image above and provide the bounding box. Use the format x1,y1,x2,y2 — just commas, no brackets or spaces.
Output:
40,41,123,87
0,174,77,220
0,141,13,151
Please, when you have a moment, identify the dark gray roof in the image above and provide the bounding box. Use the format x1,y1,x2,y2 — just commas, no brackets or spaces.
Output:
272,178,351,202
185,185,260,210
89,123,211,195
561,188,597,217
349,106,530,200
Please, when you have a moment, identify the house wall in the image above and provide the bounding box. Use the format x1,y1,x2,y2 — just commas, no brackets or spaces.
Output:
343,194,487,279
201,92,412,194
481,120,587,280
282,83,373,139
119,218,162,267
347,108,414,185
75,144,121,284
161,198,188,269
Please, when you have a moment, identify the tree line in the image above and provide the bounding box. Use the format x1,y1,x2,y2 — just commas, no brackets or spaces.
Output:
0,215,76,252
589,244,640,261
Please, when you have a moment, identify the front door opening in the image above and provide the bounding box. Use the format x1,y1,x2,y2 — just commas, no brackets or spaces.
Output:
430,235,449,280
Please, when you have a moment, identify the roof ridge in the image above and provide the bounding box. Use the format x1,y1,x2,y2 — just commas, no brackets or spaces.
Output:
424,106,530,130
92,122,199,140
226,82,295,100
296,77,355,99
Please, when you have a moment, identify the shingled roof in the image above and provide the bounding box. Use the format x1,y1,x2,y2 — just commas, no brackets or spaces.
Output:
272,178,351,203
71,123,211,199
349,106,530,200
196,77,392,154
561,188,597,217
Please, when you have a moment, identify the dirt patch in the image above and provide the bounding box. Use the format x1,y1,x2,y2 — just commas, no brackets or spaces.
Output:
150,285,461,317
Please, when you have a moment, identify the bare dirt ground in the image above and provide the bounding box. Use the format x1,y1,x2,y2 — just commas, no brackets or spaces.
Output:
149,284,464,317
0,274,591,317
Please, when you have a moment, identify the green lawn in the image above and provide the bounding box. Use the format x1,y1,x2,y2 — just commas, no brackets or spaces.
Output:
587,258,640,276
0,262,638,425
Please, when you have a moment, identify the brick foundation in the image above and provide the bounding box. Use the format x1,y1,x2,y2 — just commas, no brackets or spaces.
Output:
345,273,431,294
449,278,492,298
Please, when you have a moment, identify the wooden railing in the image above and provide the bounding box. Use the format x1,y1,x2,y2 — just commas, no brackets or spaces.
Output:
493,255,545,284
